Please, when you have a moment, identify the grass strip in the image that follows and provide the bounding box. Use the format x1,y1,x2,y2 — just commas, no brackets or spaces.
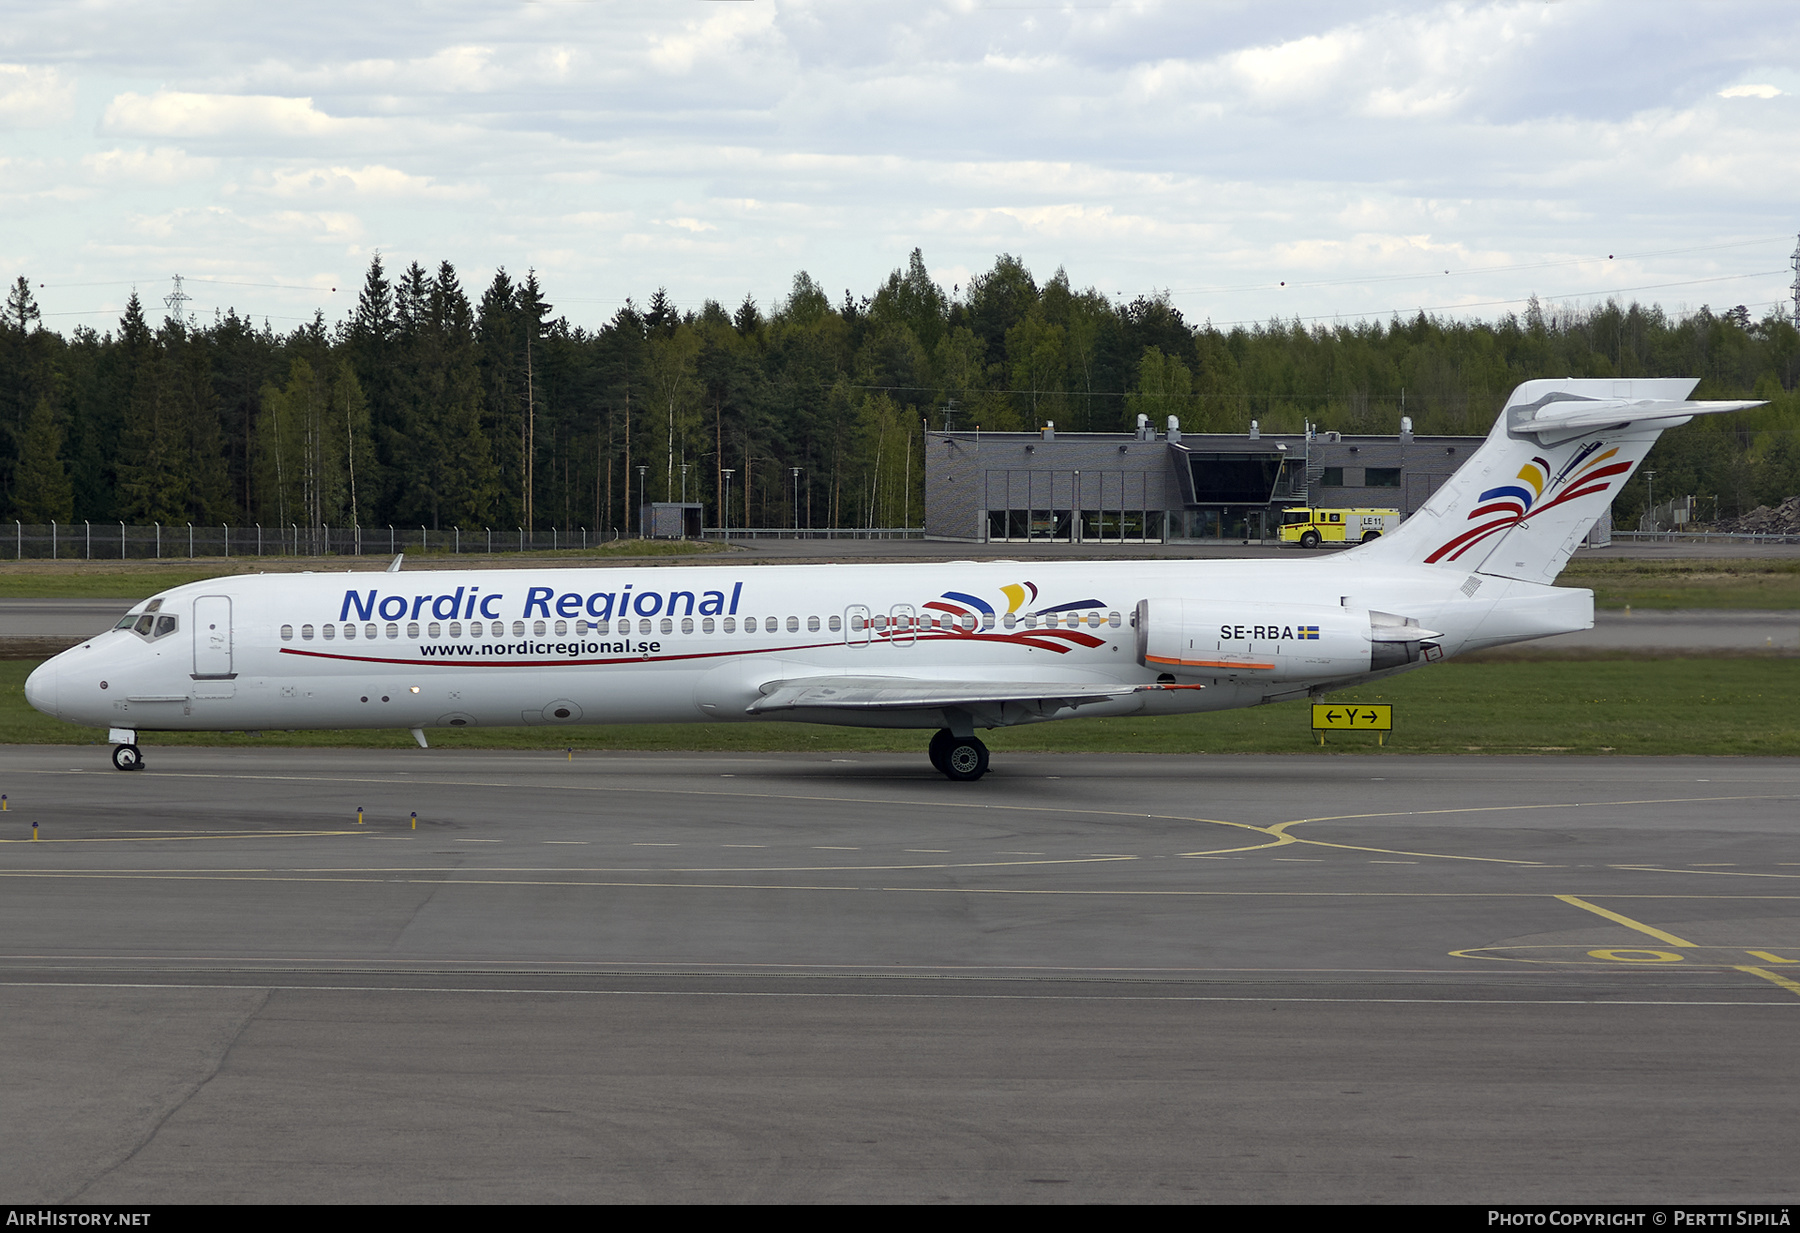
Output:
1560,557,1800,609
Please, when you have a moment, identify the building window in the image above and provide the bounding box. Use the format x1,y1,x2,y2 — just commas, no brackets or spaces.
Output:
1366,467,1402,487
1320,467,1344,486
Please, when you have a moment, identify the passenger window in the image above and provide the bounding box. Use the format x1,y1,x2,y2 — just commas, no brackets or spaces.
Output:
703,617,715,633
386,623,400,639
593,619,609,635
723,617,736,633
280,624,294,641
829,616,841,632
424,623,437,638
1109,612,1121,628
446,622,459,638
786,616,798,633
745,617,758,632
323,624,337,640
364,624,377,640
660,617,673,634
512,621,525,636
807,615,820,632
1003,614,1017,629
681,617,693,634
301,624,315,640
343,623,356,639
554,620,567,636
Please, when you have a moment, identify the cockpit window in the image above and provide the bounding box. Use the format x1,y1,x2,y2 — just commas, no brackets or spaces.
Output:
145,598,163,613
125,611,179,641
115,614,139,630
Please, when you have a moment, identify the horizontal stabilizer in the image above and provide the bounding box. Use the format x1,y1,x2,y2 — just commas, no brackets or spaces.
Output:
746,676,1182,715
1511,397,1763,446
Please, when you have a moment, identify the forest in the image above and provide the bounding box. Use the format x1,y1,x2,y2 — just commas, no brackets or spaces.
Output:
2,249,1797,535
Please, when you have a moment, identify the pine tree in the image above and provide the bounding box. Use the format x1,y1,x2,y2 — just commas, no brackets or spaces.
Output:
14,397,72,523
115,294,189,523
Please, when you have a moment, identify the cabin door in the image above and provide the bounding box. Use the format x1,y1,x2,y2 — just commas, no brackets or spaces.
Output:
192,595,235,694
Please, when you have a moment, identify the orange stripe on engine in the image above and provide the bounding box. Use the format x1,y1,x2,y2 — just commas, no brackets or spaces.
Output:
1145,654,1276,671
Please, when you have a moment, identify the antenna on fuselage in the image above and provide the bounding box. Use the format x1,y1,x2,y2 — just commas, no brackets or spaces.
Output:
386,553,404,573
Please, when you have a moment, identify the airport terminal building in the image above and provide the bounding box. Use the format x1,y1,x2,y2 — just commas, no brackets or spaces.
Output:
923,419,1491,543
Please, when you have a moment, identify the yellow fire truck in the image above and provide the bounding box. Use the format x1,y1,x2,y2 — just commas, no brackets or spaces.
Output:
1279,506,1401,548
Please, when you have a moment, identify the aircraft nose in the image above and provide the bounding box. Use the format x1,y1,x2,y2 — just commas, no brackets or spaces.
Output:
24,658,59,718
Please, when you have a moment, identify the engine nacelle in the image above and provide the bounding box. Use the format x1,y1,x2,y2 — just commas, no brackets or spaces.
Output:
1134,599,1437,681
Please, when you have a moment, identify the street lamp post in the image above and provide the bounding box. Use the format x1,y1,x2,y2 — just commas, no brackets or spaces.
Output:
721,469,735,537
790,467,802,533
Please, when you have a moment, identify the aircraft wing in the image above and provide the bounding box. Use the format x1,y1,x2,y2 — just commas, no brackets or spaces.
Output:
745,676,1187,716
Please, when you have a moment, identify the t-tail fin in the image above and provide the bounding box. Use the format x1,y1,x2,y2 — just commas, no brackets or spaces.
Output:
1351,378,1762,583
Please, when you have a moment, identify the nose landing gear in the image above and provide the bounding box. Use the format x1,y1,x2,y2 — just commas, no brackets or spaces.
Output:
928,728,989,781
108,728,143,771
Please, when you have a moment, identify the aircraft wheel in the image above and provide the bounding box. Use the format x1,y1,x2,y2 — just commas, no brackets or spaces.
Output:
1300,530,1321,549
1361,529,1382,542
928,728,954,773
941,737,989,782
112,743,143,772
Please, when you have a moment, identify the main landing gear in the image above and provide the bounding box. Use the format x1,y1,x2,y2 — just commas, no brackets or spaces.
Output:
928,728,990,782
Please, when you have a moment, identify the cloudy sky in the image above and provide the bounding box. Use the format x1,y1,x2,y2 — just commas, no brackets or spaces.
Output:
3,0,1796,334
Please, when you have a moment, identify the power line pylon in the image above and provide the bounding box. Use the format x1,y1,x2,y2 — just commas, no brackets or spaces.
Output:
1789,234,1800,331
164,273,190,322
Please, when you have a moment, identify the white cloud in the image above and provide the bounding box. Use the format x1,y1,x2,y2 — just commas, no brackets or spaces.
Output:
101,91,340,139
0,63,75,128
256,164,477,199
84,146,218,184
1718,84,1782,99
646,3,779,74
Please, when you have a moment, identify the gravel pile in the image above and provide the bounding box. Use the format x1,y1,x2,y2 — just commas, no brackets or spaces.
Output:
1706,495,1800,534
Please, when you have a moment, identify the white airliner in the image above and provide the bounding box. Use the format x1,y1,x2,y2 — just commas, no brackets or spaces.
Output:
25,378,1757,779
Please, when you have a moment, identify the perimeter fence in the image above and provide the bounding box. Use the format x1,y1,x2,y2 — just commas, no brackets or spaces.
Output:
8,521,923,560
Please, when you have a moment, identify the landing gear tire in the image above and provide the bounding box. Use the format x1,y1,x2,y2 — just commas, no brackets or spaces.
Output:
1300,530,1321,549
928,729,954,773
1361,529,1381,543
941,737,990,782
112,743,143,772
